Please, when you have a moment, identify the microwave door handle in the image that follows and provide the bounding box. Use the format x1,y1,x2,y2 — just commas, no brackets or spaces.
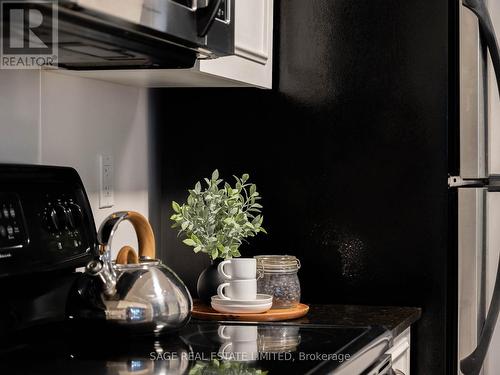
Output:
197,0,223,37
460,2,500,375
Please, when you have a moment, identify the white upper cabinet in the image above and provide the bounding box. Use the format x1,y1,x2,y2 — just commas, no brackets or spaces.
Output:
55,0,274,89
200,0,273,88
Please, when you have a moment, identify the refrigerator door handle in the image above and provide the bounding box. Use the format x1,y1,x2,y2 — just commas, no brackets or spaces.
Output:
461,2,500,374
463,0,500,100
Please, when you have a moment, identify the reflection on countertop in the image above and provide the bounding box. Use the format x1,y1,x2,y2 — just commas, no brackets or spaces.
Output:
0,323,389,374
0,304,420,375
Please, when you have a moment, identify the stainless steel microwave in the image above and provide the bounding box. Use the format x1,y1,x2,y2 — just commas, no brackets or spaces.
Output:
139,0,234,56
18,0,235,69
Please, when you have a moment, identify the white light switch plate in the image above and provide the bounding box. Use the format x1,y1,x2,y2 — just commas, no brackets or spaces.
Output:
99,154,114,208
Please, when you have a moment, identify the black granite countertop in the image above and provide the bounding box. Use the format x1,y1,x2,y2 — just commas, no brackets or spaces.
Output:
290,304,422,337
0,305,421,374
193,303,422,338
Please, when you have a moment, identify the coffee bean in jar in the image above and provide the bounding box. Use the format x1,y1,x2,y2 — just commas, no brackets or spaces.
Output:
255,255,301,309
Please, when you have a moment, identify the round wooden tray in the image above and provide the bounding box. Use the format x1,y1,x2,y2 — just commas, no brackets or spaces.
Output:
192,301,309,322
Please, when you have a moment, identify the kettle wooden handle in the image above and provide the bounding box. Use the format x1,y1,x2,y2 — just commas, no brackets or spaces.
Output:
126,211,155,259
109,211,156,264
116,246,139,265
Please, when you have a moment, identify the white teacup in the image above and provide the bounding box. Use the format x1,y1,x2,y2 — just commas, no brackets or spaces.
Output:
218,258,256,280
218,325,258,342
217,279,257,301
218,341,258,362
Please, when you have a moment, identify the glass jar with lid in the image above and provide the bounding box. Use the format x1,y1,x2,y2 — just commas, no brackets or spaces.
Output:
255,255,301,309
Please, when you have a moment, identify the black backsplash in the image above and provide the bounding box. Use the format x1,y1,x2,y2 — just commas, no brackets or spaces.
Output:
150,0,454,373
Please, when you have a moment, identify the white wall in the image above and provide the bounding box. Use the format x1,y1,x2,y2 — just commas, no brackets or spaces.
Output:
0,69,150,257
0,70,40,163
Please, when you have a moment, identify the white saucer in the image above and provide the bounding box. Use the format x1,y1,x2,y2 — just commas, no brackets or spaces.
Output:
211,294,273,306
211,301,273,314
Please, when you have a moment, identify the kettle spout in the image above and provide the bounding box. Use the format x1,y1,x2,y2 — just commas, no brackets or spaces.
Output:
86,257,117,297
88,211,132,298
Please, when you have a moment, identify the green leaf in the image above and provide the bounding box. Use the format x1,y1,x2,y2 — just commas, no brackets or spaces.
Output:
242,173,249,183
194,181,201,194
181,221,189,230
172,201,181,213
193,246,202,253
182,239,197,247
211,248,218,259
244,222,254,229
250,184,256,196
212,169,219,181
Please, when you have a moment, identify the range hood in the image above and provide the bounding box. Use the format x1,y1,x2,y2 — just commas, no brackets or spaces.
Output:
15,0,235,70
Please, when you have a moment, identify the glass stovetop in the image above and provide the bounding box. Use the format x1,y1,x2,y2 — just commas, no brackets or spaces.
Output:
0,321,390,375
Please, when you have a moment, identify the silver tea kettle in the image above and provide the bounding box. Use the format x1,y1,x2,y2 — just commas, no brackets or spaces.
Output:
85,211,192,334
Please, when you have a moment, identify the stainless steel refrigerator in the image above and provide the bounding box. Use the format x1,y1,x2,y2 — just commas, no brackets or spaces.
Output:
455,0,500,374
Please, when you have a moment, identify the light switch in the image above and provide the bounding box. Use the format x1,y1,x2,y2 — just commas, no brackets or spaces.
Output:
99,154,114,208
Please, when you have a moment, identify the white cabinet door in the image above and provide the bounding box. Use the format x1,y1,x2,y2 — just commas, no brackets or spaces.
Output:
234,0,271,64
200,0,274,88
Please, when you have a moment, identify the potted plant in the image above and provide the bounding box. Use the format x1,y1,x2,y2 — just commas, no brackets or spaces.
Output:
171,170,266,304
